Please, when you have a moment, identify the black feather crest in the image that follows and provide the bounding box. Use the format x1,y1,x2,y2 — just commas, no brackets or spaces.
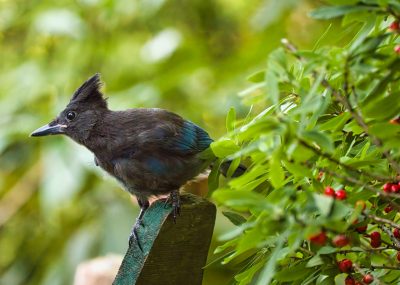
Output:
70,73,107,107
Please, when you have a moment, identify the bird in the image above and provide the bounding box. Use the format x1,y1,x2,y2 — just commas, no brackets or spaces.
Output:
31,73,245,248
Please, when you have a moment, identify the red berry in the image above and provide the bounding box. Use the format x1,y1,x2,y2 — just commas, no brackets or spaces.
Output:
389,21,400,31
395,45,400,54
397,251,400,262
385,205,393,213
356,225,368,233
317,171,324,181
338,259,353,273
370,231,381,241
324,186,335,197
309,231,327,246
392,184,400,193
355,200,366,210
371,239,381,248
370,231,381,248
332,234,350,247
383,183,393,193
335,189,347,200
362,274,374,284
394,228,400,239
345,276,355,285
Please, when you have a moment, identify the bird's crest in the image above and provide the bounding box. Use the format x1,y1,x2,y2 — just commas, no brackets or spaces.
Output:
70,73,107,108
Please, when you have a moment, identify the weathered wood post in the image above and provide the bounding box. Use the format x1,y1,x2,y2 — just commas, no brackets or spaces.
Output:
113,193,216,285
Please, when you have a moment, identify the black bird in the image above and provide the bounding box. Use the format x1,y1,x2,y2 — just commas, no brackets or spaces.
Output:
31,74,244,247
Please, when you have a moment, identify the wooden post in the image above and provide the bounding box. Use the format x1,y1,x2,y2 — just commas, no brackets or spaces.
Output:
113,193,216,285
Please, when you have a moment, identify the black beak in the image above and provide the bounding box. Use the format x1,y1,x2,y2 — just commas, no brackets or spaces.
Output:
30,123,66,137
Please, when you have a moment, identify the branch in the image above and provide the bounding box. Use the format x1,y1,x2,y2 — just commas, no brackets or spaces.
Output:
298,246,315,256
365,214,400,231
380,224,400,248
337,247,389,254
298,138,392,182
370,265,400,270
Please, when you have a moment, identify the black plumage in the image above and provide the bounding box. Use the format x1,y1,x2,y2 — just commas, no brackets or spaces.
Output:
31,74,244,247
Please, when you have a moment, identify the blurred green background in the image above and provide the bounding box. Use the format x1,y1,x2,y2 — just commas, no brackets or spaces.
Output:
0,0,330,284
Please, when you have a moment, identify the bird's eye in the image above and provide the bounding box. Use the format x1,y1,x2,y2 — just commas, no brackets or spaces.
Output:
66,111,76,121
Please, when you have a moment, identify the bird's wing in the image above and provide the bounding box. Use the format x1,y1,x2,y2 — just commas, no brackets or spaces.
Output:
165,120,213,154
133,120,213,177
137,120,213,155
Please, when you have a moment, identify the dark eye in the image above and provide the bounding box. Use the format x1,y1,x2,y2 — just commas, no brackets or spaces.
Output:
66,111,76,121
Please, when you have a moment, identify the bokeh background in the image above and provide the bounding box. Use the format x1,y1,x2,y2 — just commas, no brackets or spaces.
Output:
0,0,332,284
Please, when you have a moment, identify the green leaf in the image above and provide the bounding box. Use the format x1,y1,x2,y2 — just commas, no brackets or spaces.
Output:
313,194,334,217
343,120,364,134
208,159,222,194
317,246,337,255
226,157,241,178
283,161,313,178
312,23,332,51
301,130,334,154
309,5,380,20
369,123,400,139
247,70,265,83
266,69,279,106
222,211,247,226
235,258,265,285
226,107,236,132
329,201,352,221
362,92,400,120
203,250,235,269
269,150,285,189
212,190,275,212
274,262,314,282
306,255,324,267
347,15,375,51
350,34,389,57
362,58,400,105
211,139,240,158
256,230,289,284
319,113,351,132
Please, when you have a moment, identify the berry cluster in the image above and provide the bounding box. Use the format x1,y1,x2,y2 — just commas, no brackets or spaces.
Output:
313,183,400,282
324,186,347,200
309,231,350,248
339,259,374,284
382,182,400,193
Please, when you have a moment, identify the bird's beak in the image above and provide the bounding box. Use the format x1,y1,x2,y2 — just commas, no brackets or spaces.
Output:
30,123,66,137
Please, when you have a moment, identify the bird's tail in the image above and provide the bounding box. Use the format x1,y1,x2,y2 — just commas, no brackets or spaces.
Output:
219,160,247,178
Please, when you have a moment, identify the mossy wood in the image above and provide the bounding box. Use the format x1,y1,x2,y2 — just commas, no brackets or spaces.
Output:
113,193,216,285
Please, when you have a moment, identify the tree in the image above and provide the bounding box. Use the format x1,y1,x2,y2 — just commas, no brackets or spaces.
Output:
211,1,400,284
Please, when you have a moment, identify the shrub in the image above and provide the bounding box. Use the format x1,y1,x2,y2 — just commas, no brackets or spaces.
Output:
210,1,400,284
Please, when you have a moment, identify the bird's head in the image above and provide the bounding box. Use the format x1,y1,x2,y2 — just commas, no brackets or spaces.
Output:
31,73,108,144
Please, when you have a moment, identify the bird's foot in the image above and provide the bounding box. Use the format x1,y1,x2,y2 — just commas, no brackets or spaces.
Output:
129,199,149,251
129,218,144,251
164,190,181,223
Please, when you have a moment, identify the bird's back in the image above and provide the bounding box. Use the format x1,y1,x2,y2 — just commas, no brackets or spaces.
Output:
92,108,213,199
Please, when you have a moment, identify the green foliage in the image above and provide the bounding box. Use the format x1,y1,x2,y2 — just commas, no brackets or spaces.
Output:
212,0,400,284
1,1,336,284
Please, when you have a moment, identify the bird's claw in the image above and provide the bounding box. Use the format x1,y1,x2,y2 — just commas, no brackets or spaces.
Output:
164,190,181,223
129,219,143,251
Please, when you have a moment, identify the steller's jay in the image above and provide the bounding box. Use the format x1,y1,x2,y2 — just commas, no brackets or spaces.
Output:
31,74,245,248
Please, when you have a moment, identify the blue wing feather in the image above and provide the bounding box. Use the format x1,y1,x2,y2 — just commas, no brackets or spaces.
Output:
143,121,212,175
171,121,213,152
